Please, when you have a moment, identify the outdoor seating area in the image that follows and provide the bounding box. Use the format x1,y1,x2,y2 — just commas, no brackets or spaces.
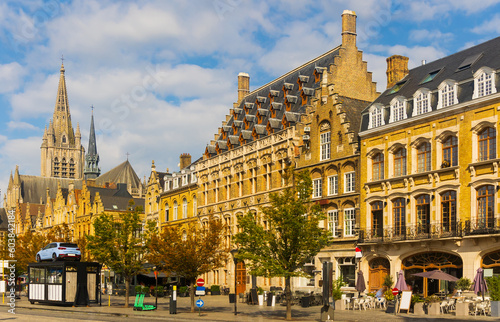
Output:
344,295,386,310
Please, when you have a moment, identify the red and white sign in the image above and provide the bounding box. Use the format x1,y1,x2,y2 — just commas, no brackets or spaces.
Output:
392,287,399,296
355,247,363,259
196,278,205,287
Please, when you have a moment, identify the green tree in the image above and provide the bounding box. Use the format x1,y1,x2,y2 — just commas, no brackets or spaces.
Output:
234,170,330,321
86,207,155,308
146,218,228,312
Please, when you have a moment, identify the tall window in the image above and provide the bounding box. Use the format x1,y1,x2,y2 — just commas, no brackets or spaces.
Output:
328,175,338,195
416,195,430,234
344,172,355,193
441,191,456,232
477,185,495,229
164,205,169,222
371,201,383,237
173,201,178,220
442,136,458,166
417,142,431,172
193,196,197,216
393,198,406,236
415,91,430,115
320,132,331,161
476,72,494,98
440,83,456,108
372,153,384,181
394,148,407,177
312,178,322,198
344,208,355,237
391,99,405,122
182,198,188,219
370,105,383,128
328,210,339,238
479,127,496,161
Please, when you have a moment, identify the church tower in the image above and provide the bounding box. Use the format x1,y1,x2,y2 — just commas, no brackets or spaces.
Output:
84,108,100,179
40,62,85,179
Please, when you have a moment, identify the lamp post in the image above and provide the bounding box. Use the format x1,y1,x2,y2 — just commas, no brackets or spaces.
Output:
230,248,239,316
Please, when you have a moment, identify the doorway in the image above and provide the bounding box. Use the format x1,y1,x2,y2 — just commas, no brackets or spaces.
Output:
236,261,246,295
369,257,390,292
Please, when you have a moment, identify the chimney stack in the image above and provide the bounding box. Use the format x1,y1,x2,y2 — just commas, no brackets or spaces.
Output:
237,72,250,104
179,153,192,170
341,10,357,49
386,55,409,89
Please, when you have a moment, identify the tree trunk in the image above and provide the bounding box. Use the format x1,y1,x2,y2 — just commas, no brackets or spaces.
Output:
190,280,195,312
124,278,130,308
285,276,292,321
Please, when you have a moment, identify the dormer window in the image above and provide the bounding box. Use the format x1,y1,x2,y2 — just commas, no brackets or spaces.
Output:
368,104,384,129
420,69,441,84
413,89,431,116
389,97,406,123
437,80,458,109
388,80,407,94
473,67,497,99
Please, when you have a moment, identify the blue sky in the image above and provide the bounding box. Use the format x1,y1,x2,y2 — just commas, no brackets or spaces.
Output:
1,0,500,205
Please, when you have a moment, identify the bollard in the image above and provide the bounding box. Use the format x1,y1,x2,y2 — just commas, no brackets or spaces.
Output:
169,285,177,314
2,292,4,304
108,294,110,307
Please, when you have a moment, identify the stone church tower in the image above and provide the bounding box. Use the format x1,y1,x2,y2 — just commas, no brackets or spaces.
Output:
84,109,100,179
40,63,85,179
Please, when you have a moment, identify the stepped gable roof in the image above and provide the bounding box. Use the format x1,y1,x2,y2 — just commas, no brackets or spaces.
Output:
206,46,341,158
95,160,143,191
337,96,371,135
0,208,7,231
361,36,500,132
88,183,144,211
18,175,83,204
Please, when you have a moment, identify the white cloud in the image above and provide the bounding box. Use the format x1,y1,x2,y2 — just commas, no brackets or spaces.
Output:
409,29,454,43
7,121,37,130
0,62,25,93
472,13,500,34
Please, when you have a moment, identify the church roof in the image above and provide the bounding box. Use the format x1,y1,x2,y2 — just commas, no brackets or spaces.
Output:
87,183,144,211
95,160,143,191
18,175,83,204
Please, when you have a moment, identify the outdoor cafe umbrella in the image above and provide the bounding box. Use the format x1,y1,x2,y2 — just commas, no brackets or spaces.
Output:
395,270,409,291
472,267,488,300
412,270,459,282
355,271,366,293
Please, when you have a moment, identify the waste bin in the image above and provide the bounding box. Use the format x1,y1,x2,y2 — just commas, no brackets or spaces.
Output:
301,296,310,307
229,293,236,303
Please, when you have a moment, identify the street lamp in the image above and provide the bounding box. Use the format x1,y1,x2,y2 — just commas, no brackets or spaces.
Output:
230,248,239,316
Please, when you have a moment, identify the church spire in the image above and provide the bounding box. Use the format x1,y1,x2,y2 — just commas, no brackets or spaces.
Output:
84,107,100,180
52,59,75,146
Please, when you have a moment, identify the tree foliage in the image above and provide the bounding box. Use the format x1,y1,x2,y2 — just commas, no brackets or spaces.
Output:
234,170,330,320
86,207,155,308
146,218,228,312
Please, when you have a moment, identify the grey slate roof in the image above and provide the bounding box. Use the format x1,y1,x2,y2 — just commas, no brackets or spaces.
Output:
88,183,144,211
18,175,83,204
95,160,143,191
360,36,500,132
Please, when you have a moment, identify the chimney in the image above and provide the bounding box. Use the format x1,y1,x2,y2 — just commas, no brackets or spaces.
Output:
237,72,250,104
386,55,409,89
179,153,192,170
341,10,357,49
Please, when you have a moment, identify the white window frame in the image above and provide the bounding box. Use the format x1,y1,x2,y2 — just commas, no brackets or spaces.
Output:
328,210,339,238
437,80,458,109
164,205,169,222
182,175,188,185
312,178,322,198
173,201,178,220
327,175,338,196
173,177,179,189
320,132,331,161
389,97,406,123
193,196,197,216
368,104,385,129
344,172,355,193
413,88,431,116
344,208,355,237
182,199,188,219
473,67,497,99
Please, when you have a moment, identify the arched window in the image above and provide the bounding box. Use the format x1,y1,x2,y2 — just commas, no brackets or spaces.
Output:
193,196,197,216
173,201,178,220
473,67,496,98
319,122,331,161
478,127,496,161
371,201,384,238
441,191,456,232
477,185,495,229
416,195,430,234
394,148,406,177
414,89,431,115
417,142,431,172
369,104,384,128
182,198,188,219
390,97,406,122
393,198,406,236
438,80,458,108
164,205,169,222
372,153,384,181
442,136,458,166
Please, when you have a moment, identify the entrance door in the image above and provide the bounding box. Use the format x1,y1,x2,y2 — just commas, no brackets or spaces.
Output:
369,258,390,292
236,261,246,295
65,272,77,303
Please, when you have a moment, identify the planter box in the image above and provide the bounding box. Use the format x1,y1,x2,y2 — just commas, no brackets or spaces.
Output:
413,302,425,315
455,302,469,316
427,303,440,315
491,301,500,317
258,294,264,305
335,299,345,310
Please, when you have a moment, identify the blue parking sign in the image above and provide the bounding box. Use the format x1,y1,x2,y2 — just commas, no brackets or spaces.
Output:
196,299,204,308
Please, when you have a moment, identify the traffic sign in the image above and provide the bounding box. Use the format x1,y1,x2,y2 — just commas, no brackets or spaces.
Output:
196,286,206,296
196,278,205,287
392,287,399,296
196,299,204,308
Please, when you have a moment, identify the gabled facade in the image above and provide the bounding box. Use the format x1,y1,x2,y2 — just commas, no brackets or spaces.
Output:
358,37,500,296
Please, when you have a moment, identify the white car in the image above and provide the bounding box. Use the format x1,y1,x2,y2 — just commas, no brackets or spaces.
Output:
36,242,81,262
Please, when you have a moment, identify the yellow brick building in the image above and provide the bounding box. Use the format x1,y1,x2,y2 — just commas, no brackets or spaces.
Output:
358,38,500,296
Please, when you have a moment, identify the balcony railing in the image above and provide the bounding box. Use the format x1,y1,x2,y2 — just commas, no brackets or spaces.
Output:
358,219,500,243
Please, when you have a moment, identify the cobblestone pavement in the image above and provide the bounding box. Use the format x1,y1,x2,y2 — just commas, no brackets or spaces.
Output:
0,294,497,321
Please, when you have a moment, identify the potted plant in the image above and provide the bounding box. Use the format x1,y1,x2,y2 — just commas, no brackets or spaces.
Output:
456,277,471,295
332,276,346,310
424,294,441,315
411,294,425,315
487,275,500,317
455,277,472,316
382,274,395,313
210,285,221,295
257,287,264,305
179,285,189,297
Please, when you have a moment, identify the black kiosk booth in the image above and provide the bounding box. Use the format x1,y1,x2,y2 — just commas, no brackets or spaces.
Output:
28,262,101,305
